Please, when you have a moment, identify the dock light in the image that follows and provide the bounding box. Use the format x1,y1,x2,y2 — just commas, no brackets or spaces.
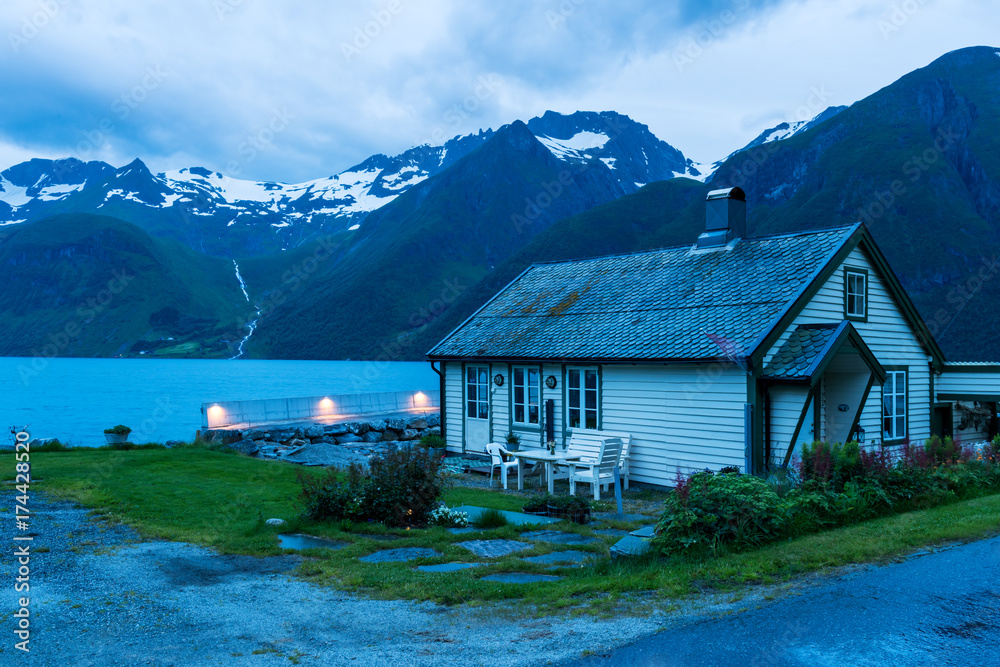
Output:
320,397,334,414
413,391,427,407
208,404,225,426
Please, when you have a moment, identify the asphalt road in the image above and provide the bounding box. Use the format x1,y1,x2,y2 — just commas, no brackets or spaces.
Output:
566,534,1000,667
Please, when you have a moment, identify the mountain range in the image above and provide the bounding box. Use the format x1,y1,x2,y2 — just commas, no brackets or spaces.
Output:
2,46,999,362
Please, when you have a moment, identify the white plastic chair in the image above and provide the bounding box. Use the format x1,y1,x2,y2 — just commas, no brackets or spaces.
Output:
569,437,622,500
485,442,518,489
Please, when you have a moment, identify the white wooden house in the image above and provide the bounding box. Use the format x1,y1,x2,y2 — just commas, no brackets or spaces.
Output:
427,188,999,485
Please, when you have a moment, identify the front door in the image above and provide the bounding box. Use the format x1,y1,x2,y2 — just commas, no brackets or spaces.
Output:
465,365,490,453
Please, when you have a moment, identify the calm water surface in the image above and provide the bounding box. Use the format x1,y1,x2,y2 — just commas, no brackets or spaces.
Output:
1,358,436,446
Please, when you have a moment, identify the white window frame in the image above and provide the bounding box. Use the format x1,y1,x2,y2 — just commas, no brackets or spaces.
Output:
511,366,541,426
466,365,489,420
566,366,599,430
846,269,867,320
882,369,907,441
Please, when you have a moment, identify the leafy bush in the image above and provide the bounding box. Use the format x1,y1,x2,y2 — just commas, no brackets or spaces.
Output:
925,435,960,465
652,472,787,556
419,433,446,450
798,440,862,491
34,439,69,452
297,445,445,528
473,508,509,529
103,424,132,435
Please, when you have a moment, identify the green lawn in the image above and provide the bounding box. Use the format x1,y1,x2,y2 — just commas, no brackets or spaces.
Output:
10,448,1000,613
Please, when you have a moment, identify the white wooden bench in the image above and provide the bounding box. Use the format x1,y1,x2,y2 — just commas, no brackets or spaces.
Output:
552,429,633,491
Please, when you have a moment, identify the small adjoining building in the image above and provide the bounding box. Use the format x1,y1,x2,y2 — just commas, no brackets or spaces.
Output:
427,187,999,485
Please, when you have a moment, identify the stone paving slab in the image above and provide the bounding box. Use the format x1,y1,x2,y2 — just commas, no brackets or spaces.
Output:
277,534,347,551
482,573,563,584
416,562,487,573
522,550,593,566
521,530,600,546
456,505,559,526
447,527,479,534
609,535,651,559
358,548,441,563
593,512,653,522
455,539,533,558
630,525,657,538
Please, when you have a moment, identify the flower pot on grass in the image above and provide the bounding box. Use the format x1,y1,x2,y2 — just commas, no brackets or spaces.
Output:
103,425,131,444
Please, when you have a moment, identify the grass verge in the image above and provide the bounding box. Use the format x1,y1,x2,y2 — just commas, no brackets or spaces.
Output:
9,448,1000,613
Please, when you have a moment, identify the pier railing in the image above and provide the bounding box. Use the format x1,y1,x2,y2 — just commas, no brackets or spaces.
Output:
200,390,440,429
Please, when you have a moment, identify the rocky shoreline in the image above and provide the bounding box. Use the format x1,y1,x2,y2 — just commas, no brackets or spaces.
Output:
200,412,442,467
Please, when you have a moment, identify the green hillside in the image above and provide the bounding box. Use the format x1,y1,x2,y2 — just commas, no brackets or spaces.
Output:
0,214,250,358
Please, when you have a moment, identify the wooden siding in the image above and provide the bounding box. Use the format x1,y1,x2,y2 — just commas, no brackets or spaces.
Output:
443,361,464,453
601,363,747,485
491,362,509,445
765,246,932,447
936,370,1000,397
768,385,810,463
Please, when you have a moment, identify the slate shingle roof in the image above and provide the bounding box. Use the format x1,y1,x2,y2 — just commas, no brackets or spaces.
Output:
761,324,839,379
429,226,856,361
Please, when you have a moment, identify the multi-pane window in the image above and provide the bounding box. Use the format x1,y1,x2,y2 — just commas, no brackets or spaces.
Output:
883,370,906,441
567,367,599,429
466,366,489,419
512,367,540,425
846,270,867,319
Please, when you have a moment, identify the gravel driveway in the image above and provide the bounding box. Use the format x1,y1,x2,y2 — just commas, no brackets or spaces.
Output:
1,493,685,666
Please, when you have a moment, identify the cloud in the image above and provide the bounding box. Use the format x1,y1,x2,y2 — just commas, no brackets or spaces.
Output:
0,0,996,182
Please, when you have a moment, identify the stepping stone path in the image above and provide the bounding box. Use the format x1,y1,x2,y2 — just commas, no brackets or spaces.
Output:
522,550,592,566
521,530,600,546
416,562,486,573
455,539,532,558
609,525,657,559
277,534,347,551
481,573,562,584
447,527,479,535
593,512,652,522
359,548,441,563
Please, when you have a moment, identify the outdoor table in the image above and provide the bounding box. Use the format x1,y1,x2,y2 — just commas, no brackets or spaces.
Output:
510,448,580,493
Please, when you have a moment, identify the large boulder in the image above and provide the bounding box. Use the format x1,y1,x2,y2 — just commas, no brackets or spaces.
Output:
425,426,442,436
286,438,309,449
366,419,387,432
399,429,421,441
346,421,369,435
227,439,259,456
406,418,429,430
304,425,324,439
285,443,370,468
425,414,441,428
381,429,400,442
325,423,349,436
270,429,295,444
336,433,363,444
243,428,268,441
255,441,282,458
385,418,407,431
361,430,383,443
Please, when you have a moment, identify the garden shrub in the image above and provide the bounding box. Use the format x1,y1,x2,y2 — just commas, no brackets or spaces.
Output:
472,508,509,529
925,435,960,465
298,445,445,528
799,440,862,491
428,506,469,528
419,433,446,450
652,471,786,556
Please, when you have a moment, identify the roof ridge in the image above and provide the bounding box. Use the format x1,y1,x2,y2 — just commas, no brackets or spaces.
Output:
527,224,857,267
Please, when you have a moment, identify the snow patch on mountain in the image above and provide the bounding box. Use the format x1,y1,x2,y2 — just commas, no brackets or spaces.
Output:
0,178,32,207
536,131,610,160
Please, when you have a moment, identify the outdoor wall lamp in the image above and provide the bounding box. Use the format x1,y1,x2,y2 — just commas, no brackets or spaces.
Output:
838,404,849,412
545,375,557,389
493,374,504,386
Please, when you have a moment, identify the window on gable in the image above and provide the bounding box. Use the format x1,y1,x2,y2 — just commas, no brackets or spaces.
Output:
512,366,540,425
882,369,907,441
845,269,867,320
567,367,599,430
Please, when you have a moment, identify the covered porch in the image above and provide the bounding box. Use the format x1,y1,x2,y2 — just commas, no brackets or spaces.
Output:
761,321,887,467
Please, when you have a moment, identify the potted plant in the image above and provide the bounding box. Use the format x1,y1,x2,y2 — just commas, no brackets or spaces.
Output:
103,424,131,444
546,439,557,455
504,431,521,451
565,496,592,525
546,494,570,519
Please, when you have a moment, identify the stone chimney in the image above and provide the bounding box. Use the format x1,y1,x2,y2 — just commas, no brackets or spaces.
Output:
697,187,746,249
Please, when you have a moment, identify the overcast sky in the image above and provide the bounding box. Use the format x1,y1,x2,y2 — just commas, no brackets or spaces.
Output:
0,0,996,183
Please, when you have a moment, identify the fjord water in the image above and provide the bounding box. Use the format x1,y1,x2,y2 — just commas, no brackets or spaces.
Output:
1,358,436,447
